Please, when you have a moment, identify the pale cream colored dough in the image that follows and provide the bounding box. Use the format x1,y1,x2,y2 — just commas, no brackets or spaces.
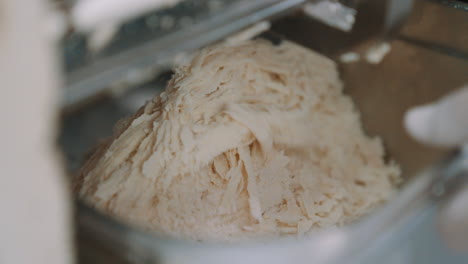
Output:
76,40,400,242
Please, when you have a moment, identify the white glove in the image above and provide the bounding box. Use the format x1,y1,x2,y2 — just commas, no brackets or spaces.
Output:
405,86,468,147
404,85,468,252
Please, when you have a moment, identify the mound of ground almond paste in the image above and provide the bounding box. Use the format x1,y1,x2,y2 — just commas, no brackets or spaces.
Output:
76,40,400,242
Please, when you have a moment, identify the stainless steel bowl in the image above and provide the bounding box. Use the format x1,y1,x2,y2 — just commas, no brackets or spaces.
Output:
60,1,468,263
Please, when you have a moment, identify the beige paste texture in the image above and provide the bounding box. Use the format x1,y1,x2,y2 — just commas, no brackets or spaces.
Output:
76,40,400,242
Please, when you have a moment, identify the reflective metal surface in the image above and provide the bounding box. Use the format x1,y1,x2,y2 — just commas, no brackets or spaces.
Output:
62,0,306,107
61,0,418,108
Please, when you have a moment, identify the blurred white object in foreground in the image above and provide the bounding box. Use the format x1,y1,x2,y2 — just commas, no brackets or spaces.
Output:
405,85,468,252
405,85,468,147
0,0,72,263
